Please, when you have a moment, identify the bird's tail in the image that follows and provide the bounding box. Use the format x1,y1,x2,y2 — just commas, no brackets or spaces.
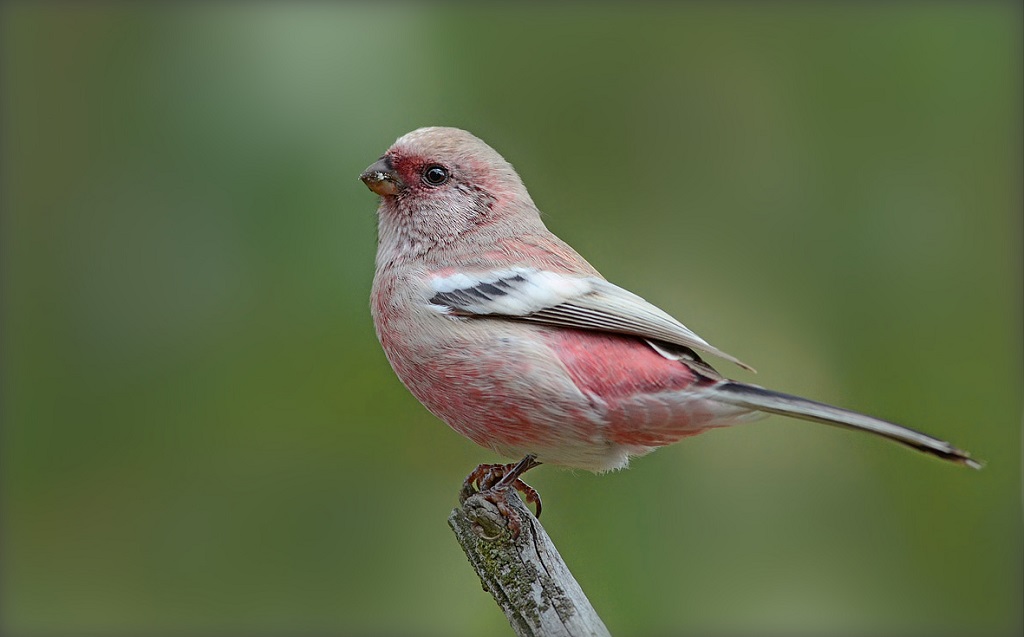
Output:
712,381,981,469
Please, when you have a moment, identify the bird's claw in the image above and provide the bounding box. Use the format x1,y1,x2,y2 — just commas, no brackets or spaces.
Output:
459,456,542,538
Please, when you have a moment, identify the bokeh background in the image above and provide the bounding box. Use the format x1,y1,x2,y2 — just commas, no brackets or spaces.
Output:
2,3,1021,636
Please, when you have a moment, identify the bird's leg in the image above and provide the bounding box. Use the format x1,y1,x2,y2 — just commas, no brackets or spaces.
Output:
492,454,543,517
460,455,543,537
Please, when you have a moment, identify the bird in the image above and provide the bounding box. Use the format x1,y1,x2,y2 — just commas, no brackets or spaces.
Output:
360,126,979,530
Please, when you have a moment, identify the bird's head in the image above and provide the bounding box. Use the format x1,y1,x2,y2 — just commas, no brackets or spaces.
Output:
361,127,538,259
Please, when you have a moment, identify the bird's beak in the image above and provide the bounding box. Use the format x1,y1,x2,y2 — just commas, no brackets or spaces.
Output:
359,157,404,196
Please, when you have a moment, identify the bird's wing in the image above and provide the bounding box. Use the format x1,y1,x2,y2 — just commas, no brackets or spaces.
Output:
428,267,753,371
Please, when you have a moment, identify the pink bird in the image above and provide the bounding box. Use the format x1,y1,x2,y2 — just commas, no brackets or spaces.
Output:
360,126,979,530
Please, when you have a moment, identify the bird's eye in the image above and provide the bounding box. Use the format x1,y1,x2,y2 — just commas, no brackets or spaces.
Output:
422,165,449,186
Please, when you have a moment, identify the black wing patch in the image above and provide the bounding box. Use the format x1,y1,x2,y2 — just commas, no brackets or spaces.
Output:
429,273,527,313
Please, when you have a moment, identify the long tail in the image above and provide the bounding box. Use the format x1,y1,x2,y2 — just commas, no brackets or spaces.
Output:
713,381,981,469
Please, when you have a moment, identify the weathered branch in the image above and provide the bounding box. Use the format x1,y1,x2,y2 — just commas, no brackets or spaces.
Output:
448,491,612,637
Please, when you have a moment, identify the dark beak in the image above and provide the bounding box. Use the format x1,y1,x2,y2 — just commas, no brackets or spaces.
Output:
359,157,404,196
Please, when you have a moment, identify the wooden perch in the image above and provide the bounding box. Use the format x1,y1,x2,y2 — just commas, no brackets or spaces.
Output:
448,490,612,637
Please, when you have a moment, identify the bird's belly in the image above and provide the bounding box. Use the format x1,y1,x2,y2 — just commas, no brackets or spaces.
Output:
380,319,617,465
375,309,752,470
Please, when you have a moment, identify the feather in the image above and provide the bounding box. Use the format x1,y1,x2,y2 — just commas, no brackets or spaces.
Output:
429,269,753,371
713,382,982,468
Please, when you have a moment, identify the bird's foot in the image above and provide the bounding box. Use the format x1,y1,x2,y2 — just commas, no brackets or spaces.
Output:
459,455,542,538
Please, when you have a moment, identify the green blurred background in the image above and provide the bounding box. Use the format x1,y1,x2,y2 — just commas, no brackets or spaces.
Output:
2,3,1021,636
